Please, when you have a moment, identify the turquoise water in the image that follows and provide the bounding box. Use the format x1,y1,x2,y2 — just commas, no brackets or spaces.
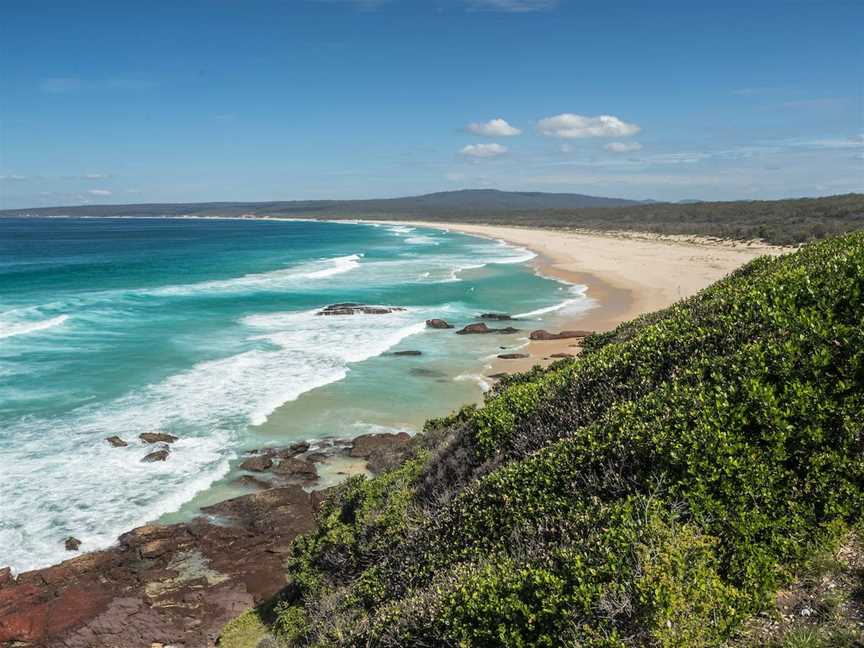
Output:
0,217,592,572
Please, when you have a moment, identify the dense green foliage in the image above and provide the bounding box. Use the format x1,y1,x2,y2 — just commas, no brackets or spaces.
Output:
7,191,864,245
259,233,864,647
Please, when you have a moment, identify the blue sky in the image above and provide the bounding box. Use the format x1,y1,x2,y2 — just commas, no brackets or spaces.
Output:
0,0,861,208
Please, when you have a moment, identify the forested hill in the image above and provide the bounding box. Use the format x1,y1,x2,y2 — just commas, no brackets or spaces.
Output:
4,191,864,246
222,232,864,647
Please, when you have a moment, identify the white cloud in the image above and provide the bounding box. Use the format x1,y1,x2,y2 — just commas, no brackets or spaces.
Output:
605,141,643,153
465,118,521,137
460,143,508,158
466,0,558,11
537,113,641,139
87,189,112,196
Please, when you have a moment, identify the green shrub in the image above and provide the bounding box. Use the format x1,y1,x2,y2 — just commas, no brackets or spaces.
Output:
267,233,864,647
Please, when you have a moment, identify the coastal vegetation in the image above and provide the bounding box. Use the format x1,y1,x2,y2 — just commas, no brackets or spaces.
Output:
5,190,864,246
228,232,864,646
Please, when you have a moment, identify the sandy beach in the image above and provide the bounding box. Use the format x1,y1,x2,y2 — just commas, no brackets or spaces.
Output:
402,222,789,373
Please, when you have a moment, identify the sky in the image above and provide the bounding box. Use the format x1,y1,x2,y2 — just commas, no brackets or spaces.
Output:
0,0,862,209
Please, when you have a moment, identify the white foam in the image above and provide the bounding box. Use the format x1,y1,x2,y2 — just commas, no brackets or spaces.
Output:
148,254,362,296
513,285,591,318
0,314,69,340
454,373,493,392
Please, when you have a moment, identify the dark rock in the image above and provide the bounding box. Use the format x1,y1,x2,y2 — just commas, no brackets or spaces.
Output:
64,537,81,552
141,449,169,463
305,452,329,463
277,442,310,458
317,303,406,316
390,350,422,356
273,457,318,481
105,435,127,448
233,475,272,490
350,432,413,475
139,432,178,444
550,352,575,358
456,322,519,335
529,329,592,341
497,353,530,359
425,318,454,329
240,455,273,472
479,312,513,320
410,367,447,378
350,432,410,458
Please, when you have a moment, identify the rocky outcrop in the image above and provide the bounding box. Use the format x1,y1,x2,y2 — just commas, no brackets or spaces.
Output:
141,448,169,463
316,303,406,316
529,329,592,341
272,457,318,482
240,455,273,472
104,436,127,448
350,432,412,475
498,353,530,359
456,323,519,335
139,432,178,444
0,486,322,648
425,318,454,329
64,537,81,552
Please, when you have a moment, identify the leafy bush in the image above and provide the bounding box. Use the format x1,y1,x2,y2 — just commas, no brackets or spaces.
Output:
267,233,864,646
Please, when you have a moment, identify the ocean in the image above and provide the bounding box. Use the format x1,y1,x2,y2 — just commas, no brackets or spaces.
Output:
0,216,592,573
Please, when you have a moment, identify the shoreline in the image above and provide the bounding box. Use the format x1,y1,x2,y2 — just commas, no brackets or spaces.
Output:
0,217,791,645
396,221,789,373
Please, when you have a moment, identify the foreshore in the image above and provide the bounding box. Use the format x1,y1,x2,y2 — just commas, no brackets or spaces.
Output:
400,221,789,373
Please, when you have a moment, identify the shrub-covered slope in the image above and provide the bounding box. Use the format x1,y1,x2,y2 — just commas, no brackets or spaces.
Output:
261,233,864,647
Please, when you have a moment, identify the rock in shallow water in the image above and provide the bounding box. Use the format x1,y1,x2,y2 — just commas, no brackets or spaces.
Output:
456,322,519,335
316,303,406,316
64,537,81,551
105,435,127,448
529,329,592,341
141,448,170,463
498,353,530,359
139,432,178,444
425,318,453,329
240,455,273,472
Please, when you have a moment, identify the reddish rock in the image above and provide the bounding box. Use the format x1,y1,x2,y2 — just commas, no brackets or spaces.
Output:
425,318,454,329
141,449,169,463
240,455,273,472
456,322,520,335
105,436,127,447
0,488,319,647
529,329,592,341
139,432,178,444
